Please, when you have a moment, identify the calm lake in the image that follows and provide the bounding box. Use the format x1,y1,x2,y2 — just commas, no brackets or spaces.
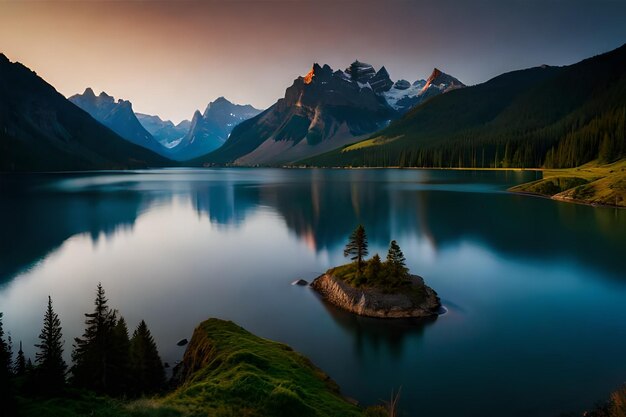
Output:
1,168,625,417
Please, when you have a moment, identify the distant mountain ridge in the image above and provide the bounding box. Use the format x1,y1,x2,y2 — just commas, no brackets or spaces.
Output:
174,97,261,161
195,61,463,165
135,113,190,149
69,88,168,156
0,53,170,171
301,43,626,169
71,90,260,161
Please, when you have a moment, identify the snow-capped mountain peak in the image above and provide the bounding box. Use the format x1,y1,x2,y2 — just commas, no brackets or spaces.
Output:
383,67,465,112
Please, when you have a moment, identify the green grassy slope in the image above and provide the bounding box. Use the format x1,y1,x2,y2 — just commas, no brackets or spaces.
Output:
510,159,626,207
164,318,365,417
17,319,387,417
300,44,626,169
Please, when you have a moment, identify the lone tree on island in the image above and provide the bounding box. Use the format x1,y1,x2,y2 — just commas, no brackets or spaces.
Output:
344,225,368,274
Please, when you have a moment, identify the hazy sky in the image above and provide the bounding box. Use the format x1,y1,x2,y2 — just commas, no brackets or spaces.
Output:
1,0,625,123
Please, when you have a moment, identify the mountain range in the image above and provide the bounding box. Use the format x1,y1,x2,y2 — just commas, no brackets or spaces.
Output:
194,61,463,166
302,44,626,169
70,91,260,161
0,54,169,171
69,88,168,156
1,45,624,172
174,97,261,161
135,113,190,149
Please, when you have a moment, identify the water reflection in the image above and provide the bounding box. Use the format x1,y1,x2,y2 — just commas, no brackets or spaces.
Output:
318,296,436,358
1,169,624,286
1,169,625,417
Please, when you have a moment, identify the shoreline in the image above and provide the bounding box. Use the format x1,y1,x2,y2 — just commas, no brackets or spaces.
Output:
5,164,623,208
508,189,626,209
507,160,626,208
311,273,441,319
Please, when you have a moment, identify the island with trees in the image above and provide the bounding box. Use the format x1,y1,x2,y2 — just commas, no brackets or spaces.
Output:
311,225,442,319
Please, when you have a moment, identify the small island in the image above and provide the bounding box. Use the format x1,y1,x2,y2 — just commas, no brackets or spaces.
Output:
312,225,441,319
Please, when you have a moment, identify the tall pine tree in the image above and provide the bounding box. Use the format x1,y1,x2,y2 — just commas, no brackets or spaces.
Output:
72,283,117,393
130,320,165,395
35,296,67,390
344,225,369,275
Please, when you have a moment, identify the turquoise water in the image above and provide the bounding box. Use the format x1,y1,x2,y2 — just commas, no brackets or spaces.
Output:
1,168,625,416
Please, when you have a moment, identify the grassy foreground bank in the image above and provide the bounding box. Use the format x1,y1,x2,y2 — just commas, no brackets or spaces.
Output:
14,318,625,416
17,319,388,417
509,159,626,207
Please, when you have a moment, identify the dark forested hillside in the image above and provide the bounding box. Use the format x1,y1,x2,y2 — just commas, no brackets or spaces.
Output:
0,54,171,172
301,44,626,168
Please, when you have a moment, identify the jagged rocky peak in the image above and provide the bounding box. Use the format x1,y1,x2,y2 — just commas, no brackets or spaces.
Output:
191,109,203,123
204,96,230,114
369,66,393,93
345,60,376,83
116,99,132,109
97,91,115,103
393,79,411,90
83,87,96,97
427,68,443,82
208,96,229,106
302,63,333,84
423,68,465,91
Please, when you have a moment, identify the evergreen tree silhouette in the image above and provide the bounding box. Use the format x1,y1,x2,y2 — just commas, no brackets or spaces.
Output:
110,316,131,395
14,341,26,376
130,320,165,395
0,312,15,417
72,283,117,393
35,296,67,390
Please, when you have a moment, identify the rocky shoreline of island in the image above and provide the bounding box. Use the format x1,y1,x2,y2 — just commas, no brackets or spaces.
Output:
311,272,441,319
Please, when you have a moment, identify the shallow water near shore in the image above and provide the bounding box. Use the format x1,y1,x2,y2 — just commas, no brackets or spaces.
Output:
1,168,625,417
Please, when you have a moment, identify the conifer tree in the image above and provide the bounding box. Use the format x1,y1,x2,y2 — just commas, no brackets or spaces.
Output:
35,296,67,388
26,358,34,373
0,312,14,417
344,225,369,275
72,283,117,393
130,320,165,395
110,316,131,395
364,253,383,285
0,313,10,376
5,334,12,376
386,240,409,286
14,341,26,377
